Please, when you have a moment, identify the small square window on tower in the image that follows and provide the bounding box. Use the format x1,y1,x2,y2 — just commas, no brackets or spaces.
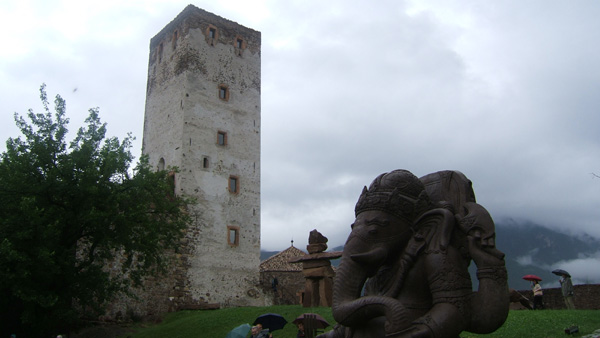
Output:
234,35,245,56
206,25,218,46
218,85,229,101
217,131,227,146
227,226,240,247
229,175,239,194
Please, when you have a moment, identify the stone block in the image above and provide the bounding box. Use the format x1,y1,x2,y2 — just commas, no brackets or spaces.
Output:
307,243,328,254
303,266,335,278
302,259,331,269
319,277,333,307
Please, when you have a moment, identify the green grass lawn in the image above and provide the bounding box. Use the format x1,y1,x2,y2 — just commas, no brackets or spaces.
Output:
461,310,600,338
128,306,600,338
129,305,333,338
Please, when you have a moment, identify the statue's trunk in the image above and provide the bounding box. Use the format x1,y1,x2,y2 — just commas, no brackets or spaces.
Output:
331,236,409,334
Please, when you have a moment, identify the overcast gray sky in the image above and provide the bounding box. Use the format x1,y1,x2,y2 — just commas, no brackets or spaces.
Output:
2,1,600,277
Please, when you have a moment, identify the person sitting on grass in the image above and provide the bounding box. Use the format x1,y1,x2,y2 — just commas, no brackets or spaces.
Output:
296,322,305,338
251,324,272,338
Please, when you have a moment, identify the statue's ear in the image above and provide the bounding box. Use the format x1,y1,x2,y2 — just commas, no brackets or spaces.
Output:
414,208,455,251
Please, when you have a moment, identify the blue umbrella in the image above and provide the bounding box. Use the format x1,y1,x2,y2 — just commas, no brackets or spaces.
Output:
552,269,571,277
226,323,251,338
253,313,288,331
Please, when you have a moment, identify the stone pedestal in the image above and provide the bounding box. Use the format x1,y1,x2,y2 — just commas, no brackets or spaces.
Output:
289,230,342,307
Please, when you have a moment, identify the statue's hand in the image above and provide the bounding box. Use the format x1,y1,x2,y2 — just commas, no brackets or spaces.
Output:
468,234,505,267
456,202,496,247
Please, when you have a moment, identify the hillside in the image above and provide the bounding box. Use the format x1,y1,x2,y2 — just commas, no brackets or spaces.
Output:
261,220,600,290
495,219,600,289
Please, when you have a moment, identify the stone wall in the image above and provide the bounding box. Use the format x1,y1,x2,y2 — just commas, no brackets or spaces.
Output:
260,271,305,305
517,284,600,310
100,246,220,323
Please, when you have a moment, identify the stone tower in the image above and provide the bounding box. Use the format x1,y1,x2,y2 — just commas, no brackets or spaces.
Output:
142,5,264,308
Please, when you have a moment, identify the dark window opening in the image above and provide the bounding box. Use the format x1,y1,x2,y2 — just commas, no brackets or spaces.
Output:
229,175,239,194
217,131,227,146
219,85,229,101
207,26,218,46
227,226,240,246
203,157,209,168
237,38,243,49
158,43,163,63
168,171,176,195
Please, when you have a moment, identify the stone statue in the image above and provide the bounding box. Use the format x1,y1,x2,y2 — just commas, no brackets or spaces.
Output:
289,229,342,307
320,170,509,338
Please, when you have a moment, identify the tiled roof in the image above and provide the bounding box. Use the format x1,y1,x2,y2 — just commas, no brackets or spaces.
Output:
259,245,306,272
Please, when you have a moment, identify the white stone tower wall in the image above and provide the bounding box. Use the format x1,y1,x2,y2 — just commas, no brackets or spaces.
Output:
142,5,266,308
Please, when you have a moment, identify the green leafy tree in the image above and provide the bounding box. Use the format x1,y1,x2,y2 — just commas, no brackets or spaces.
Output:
0,85,192,336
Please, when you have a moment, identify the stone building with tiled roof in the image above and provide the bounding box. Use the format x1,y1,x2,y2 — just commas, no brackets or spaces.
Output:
259,245,306,304
260,245,305,272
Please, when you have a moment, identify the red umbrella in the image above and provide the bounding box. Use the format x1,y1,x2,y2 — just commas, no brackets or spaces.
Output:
522,274,542,281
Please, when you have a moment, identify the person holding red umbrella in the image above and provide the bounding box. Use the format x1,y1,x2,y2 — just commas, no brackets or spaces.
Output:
522,275,544,310
532,280,544,309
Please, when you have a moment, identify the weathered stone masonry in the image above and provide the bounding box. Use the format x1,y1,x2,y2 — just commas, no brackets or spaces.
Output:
132,5,267,317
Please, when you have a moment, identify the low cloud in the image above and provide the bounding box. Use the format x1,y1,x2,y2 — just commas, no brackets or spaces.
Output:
549,252,600,285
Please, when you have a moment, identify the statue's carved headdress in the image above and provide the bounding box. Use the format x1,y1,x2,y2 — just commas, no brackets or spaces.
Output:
355,169,432,222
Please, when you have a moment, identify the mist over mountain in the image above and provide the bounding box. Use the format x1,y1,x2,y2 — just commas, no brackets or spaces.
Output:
495,219,600,290
261,219,600,290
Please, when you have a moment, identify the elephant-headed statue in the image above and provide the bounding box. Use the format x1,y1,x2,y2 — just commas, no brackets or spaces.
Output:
320,170,509,338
